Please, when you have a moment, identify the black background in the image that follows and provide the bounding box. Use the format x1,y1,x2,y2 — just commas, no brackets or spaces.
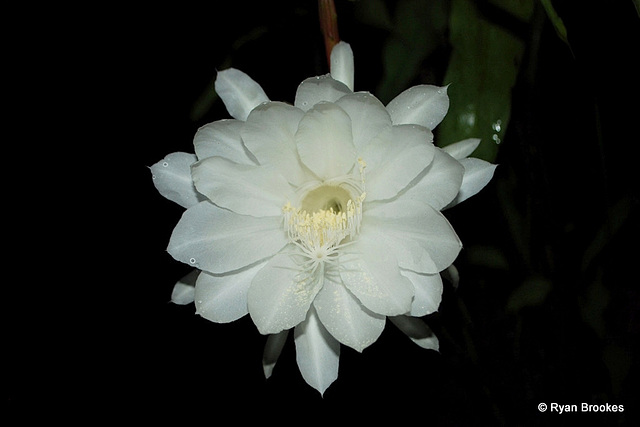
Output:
5,1,639,425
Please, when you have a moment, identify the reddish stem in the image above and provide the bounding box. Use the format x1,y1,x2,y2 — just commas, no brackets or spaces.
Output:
318,0,340,67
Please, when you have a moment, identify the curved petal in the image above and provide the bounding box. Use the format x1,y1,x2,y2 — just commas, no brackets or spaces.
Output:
394,148,464,211
294,307,340,396
314,271,385,352
400,269,443,316
170,269,199,305
442,138,481,160
386,84,449,130
192,157,292,217
241,101,308,185
151,152,204,208
330,41,354,91
195,260,267,323
390,316,439,351
335,92,392,154
446,158,497,208
365,199,462,273
263,330,289,379
295,102,357,180
215,68,269,121
193,120,254,164
364,125,435,202
340,232,414,316
294,74,351,111
167,201,287,274
248,252,322,335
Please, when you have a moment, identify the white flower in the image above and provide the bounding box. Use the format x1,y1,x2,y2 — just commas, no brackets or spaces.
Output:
151,42,496,395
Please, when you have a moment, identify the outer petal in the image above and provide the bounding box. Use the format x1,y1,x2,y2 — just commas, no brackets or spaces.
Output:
394,148,464,211
314,271,385,352
248,252,322,335
340,232,414,316
215,68,269,121
194,260,267,323
191,157,292,217
330,41,354,91
390,316,439,351
151,152,204,208
263,330,289,379
294,307,340,396
386,85,449,130
167,201,287,274
400,269,443,317
365,199,462,273
170,269,198,305
193,120,254,164
335,92,392,154
364,125,436,202
296,103,357,180
442,138,481,160
294,74,351,111
241,102,308,185
446,158,497,208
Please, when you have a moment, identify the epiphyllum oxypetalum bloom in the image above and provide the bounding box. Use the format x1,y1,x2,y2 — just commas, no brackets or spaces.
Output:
152,42,496,394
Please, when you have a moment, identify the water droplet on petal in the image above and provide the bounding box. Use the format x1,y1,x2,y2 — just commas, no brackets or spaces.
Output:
162,162,169,167
189,257,197,264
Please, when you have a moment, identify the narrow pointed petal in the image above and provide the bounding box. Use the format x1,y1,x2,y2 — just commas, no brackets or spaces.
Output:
400,269,443,316
151,152,204,208
314,272,385,352
167,202,287,274
192,157,292,217
340,233,414,316
193,120,254,164
294,74,351,111
170,269,199,305
386,85,449,130
294,308,340,396
195,261,266,323
263,330,289,379
446,158,497,208
442,138,481,160
390,316,439,351
296,103,357,180
215,68,269,121
330,41,354,91
248,252,322,335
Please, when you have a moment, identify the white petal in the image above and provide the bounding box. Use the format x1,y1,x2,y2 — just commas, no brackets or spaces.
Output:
442,138,481,160
365,199,462,273
263,330,289,379
151,152,204,208
194,261,267,323
242,102,308,185
295,102,357,180
394,148,464,211
193,120,253,164
170,269,199,305
215,68,269,121
248,252,322,335
294,74,351,111
390,316,439,351
167,201,287,274
191,157,292,217
314,271,385,352
330,41,354,91
340,233,414,316
386,85,449,130
335,92,392,154
294,307,340,396
365,125,435,202
446,158,497,208
400,269,443,317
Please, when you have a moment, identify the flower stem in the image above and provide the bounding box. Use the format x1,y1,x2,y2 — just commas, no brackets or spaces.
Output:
318,0,340,66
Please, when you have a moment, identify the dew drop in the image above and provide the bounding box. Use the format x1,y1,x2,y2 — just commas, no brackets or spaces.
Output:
189,257,197,264
162,161,169,167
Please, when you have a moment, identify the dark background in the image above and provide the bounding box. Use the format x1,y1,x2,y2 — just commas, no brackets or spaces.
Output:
5,1,639,425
